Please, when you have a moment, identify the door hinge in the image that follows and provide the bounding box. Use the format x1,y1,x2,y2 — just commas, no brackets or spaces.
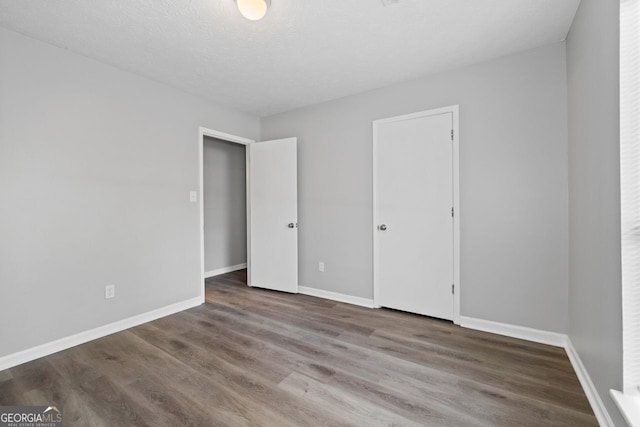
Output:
451,207,454,217
451,129,454,141
452,284,455,294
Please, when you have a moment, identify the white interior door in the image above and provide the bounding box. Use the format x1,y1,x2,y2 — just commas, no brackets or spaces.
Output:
248,137,298,293
375,112,454,320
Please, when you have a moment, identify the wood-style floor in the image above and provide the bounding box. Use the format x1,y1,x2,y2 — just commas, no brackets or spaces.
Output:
0,270,596,426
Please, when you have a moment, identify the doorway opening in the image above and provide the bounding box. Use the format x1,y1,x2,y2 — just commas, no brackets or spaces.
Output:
203,137,247,279
198,127,254,302
198,128,299,301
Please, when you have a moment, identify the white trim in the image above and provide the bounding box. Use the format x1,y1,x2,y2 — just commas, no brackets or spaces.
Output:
246,142,252,286
204,263,247,278
372,105,461,324
299,286,375,308
460,316,567,347
199,130,205,301
373,106,459,124
611,389,640,427
460,316,614,426
198,127,255,301
564,338,615,427
451,106,460,324
0,297,202,372
199,128,254,146
372,119,380,309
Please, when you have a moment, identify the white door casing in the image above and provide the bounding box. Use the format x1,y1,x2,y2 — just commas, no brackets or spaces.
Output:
373,106,460,323
248,137,299,293
199,127,254,302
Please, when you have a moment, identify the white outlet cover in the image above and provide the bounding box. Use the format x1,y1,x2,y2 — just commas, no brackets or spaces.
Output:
319,262,325,272
105,284,115,299
189,191,198,203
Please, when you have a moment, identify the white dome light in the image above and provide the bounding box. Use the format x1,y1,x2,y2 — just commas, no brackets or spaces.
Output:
235,0,271,21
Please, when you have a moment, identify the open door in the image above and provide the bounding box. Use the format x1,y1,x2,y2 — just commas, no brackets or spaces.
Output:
248,137,298,293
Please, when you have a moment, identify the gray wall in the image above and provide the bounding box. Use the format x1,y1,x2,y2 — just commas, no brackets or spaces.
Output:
0,28,259,357
566,0,624,424
262,43,570,333
203,137,247,273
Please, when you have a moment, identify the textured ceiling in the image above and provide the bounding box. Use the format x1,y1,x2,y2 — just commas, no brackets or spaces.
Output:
0,0,580,117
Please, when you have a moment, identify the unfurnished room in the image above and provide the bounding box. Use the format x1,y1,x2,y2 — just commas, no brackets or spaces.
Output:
0,0,638,426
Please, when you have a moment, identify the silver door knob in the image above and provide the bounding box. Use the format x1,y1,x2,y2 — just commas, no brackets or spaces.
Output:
378,224,387,231
288,223,296,228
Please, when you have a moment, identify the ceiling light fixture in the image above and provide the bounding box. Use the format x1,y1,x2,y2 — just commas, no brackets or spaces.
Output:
235,0,271,21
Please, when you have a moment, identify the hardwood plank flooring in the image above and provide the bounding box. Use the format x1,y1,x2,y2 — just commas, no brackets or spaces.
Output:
0,270,597,426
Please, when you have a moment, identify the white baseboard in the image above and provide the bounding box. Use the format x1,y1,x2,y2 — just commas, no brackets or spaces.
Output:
566,338,614,427
460,316,613,426
0,296,202,372
205,263,247,278
0,293,615,427
298,286,375,308
459,316,567,347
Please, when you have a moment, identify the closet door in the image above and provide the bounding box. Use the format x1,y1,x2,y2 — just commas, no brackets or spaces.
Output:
374,112,454,320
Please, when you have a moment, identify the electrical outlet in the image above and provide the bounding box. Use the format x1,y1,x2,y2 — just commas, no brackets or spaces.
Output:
189,191,198,203
319,262,325,272
105,284,115,299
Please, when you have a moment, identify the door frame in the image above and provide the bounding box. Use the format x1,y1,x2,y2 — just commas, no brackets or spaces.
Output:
198,127,254,303
372,105,460,324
